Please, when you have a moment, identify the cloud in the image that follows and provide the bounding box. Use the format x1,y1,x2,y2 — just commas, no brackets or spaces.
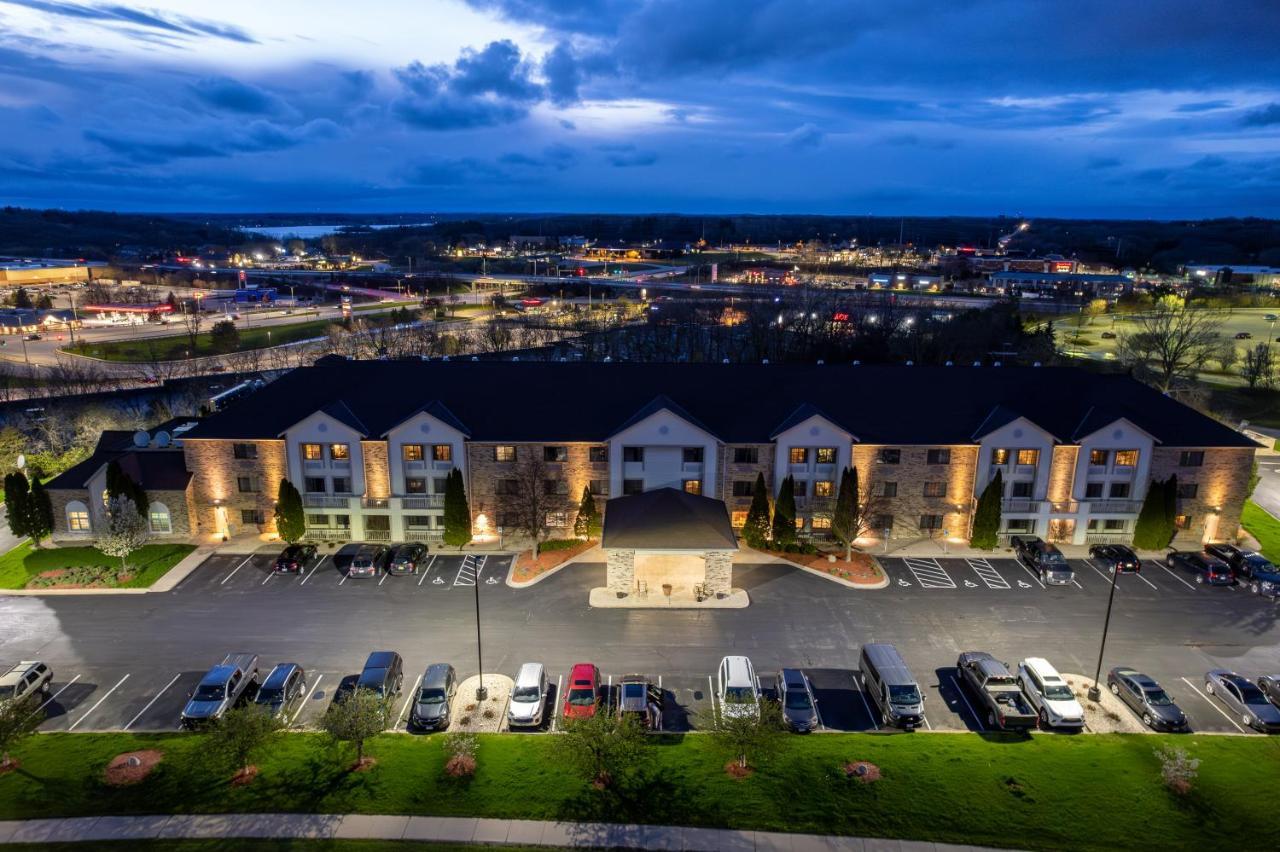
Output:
403,156,510,186
190,77,289,115
6,1,257,43
498,143,578,170
1241,103,1280,126
784,122,824,150
883,133,955,150
542,42,581,105
1175,99,1232,113
391,40,545,130
597,143,657,167
1087,155,1122,170
83,118,340,163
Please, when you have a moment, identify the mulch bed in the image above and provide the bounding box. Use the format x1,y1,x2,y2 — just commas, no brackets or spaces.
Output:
844,760,881,783
724,761,754,779
761,549,883,584
28,567,134,590
104,750,164,786
0,757,20,774
231,765,260,786
511,540,595,583
350,757,378,773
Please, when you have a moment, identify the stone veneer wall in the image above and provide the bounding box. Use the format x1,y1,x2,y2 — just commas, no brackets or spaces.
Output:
853,444,979,539
1149,446,1255,545
703,550,734,594
50,486,195,541
606,549,635,592
362,441,390,500
1047,446,1078,503
720,443,774,523
183,438,287,537
466,442,610,534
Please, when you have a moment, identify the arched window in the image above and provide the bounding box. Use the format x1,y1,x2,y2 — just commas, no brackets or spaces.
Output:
148,502,172,534
66,501,91,532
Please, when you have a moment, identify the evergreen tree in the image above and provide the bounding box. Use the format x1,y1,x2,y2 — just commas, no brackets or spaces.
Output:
1163,473,1179,545
771,475,797,548
26,478,53,547
10,287,32,309
3,471,30,540
105,460,149,515
1133,478,1170,550
442,468,471,547
970,469,1003,550
831,466,859,561
572,485,600,539
742,472,771,548
273,478,306,543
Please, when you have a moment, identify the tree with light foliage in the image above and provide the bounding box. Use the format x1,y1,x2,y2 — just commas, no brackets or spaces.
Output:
97,495,150,575
320,688,391,767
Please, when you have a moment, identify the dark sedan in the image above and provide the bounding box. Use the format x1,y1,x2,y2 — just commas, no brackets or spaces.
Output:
388,543,429,576
1258,675,1280,708
274,543,318,574
1106,667,1187,731
1089,544,1141,574
1205,670,1280,733
1165,551,1234,586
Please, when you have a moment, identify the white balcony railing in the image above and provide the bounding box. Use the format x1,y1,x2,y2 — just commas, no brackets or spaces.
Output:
303,494,350,508
364,529,392,542
1084,499,1143,514
401,495,445,510
1002,499,1042,514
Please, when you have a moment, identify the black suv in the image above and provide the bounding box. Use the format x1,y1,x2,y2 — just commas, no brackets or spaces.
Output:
1012,536,1074,585
1166,551,1233,585
1205,543,1280,597
1088,544,1140,574
348,545,390,579
388,543,428,576
274,543,318,574
357,651,404,698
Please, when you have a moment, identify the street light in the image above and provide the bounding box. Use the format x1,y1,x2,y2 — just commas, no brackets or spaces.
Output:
473,556,487,701
1088,561,1122,702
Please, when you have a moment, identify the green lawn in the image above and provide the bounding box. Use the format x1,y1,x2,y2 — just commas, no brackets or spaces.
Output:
66,319,338,362
3,732,1279,850
1243,500,1280,562
0,542,195,589
19,843,539,852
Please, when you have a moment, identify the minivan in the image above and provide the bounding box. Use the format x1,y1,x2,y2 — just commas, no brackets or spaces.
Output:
860,643,924,728
507,662,549,728
716,655,760,719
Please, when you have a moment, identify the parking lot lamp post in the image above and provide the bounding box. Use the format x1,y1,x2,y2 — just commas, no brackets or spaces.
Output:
1088,563,1121,702
474,565,487,701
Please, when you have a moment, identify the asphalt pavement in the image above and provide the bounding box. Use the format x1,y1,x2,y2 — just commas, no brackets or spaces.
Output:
2,548,1278,738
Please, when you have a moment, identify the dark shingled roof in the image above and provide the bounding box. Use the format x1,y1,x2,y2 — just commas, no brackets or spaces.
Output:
181,361,1255,449
45,420,198,491
602,488,738,551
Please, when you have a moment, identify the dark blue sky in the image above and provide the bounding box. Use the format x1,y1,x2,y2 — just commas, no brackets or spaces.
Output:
2,0,1279,217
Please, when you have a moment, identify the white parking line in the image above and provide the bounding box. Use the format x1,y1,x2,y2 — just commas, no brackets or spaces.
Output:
1082,559,1113,584
29,674,81,718
454,555,478,587
903,557,956,589
853,673,879,730
708,674,717,718
292,674,323,726
1071,577,1084,590
551,674,563,732
396,674,422,728
68,674,130,731
1153,560,1197,591
124,672,182,730
966,558,1009,589
417,554,438,587
299,556,326,586
1180,677,1247,734
261,569,275,586
949,675,985,732
378,572,388,587
338,571,349,586
220,556,254,585
1133,569,1159,591
921,714,932,730
1014,557,1046,589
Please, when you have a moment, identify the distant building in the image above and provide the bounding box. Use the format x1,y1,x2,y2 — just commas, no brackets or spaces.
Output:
968,255,1077,275
1186,265,1280,288
867,272,942,290
0,259,98,286
743,267,796,286
990,271,1132,299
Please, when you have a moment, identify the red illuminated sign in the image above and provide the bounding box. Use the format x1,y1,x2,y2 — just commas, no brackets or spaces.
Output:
832,311,851,322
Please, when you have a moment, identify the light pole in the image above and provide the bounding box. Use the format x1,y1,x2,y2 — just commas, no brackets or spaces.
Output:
1088,562,1121,701
473,556,487,701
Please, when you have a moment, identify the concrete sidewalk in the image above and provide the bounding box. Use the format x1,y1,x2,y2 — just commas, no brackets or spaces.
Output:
0,812,1002,850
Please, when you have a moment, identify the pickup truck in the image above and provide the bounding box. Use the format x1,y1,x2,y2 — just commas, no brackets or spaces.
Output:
1011,536,1074,585
181,652,260,729
0,661,53,707
956,651,1038,731
615,674,663,731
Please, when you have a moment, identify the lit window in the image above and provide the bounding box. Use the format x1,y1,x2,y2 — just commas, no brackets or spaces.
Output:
992,448,1010,465
814,480,834,497
302,443,322,461
545,511,567,527
1089,449,1108,466
495,445,516,462
789,447,808,464
1174,514,1192,530
683,479,702,495
816,447,837,464
149,504,171,534
67,503,90,531
1114,449,1138,467
433,444,452,462
730,511,748,527
329,443,350,461
402,444,424,462
1016,449,1039,466
811,516,832,530
923,482,946,498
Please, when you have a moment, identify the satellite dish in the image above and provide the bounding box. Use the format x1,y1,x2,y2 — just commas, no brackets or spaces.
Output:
15,454,25,469
132,430,150,448
154,431,172,448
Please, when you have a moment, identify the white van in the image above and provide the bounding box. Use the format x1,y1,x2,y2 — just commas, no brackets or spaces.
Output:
716,655,760,719
507,662,548,728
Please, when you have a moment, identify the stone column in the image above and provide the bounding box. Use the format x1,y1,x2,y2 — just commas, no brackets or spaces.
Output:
606,549,635,593
703,550,734,595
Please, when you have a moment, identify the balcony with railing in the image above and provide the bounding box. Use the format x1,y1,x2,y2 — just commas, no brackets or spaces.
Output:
364,529,392,542
1001,498,1042,514
303,528,349,542
1085,530,1133,545
406,529,443,543
303,494,350,508
361,497,390,510
401,495,445,510
1083,499,1143,514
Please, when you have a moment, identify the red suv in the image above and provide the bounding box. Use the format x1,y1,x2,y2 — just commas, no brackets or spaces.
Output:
562,663,601,720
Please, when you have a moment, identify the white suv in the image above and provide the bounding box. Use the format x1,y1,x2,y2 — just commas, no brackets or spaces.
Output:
507,663,548,728
716,655,760,719
1017,657,1085,729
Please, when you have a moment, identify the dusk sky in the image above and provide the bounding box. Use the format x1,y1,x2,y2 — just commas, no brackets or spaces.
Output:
2,0,1279,217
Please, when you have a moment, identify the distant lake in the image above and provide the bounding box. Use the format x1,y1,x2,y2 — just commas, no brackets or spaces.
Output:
241,223,433,239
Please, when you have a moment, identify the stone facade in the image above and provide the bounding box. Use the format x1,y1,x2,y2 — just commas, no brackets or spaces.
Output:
703,550,734,594
466,441,610,535
1046,446,1078,504
49,485,195,542
1149,447,1254,545
362,441,390,500
852,444,979,540
183,438,287,537
606,548,635,592
720,443,774,525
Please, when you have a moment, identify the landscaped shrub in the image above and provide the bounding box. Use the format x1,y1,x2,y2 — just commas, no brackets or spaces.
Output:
443,732,477,778
1155,745,1199,796
536,538,584,552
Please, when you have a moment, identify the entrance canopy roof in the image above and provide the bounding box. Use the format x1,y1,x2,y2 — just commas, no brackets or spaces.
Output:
602,488,738,552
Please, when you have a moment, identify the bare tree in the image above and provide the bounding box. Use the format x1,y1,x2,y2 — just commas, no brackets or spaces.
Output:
499,452,566,557
179,303,203,355
1116,298,1223,390
1240,343,1275,389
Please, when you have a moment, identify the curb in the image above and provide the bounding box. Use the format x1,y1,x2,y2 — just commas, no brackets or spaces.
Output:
505,544,598,589
744,547,890,590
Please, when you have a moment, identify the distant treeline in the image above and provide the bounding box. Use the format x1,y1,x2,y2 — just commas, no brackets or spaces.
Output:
0,207,244,260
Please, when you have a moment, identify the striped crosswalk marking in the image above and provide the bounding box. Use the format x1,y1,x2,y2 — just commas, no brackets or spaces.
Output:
903,557,955,589
966,557,1009,589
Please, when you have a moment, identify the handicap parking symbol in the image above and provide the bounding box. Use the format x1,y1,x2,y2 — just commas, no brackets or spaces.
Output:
964,580,978,588
1017,580,1032,588
485,576,499,585
897,578,912,587
432,577,445,585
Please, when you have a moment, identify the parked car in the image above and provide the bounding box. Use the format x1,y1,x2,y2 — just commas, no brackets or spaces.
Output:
1235,331,1253,339
348,545,390,579
507,663,549,728
716,655,761,720
1012,536,1074,585
562,663,601,721
956,651,1037,731
1017,657,1085,729
182,653,260,728
1088,544,1141,574
254,663,307,718
0,661,53,706
409,663,456,731
1205,544,1280,598
24,333,41,341
274,544,318,574
860,643,925,729
387,543,428,576
356,651,404,698
1107,667,1188,731
1100,331,1117,339
1204,669,1280,733
1254,674,1280,708
616,674,663,731
777,668,819,733
1166,551,1234,585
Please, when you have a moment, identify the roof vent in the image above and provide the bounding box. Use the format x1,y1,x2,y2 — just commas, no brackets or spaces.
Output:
1033,361,1041,367
762,359,769,365
154,431,171,448
722,358,730,364
816,359,825,365
511,356,520,362
132,430,149,448
945,360,953,366
972,361,981,367
993,361,1002,367
852,360,861,366
470,356,479,362
906,360,914,366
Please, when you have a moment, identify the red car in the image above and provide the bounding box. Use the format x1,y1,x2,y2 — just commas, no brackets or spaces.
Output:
562,663,601,720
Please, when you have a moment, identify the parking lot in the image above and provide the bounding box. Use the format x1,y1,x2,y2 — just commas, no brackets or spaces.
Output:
3,548,1278,738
